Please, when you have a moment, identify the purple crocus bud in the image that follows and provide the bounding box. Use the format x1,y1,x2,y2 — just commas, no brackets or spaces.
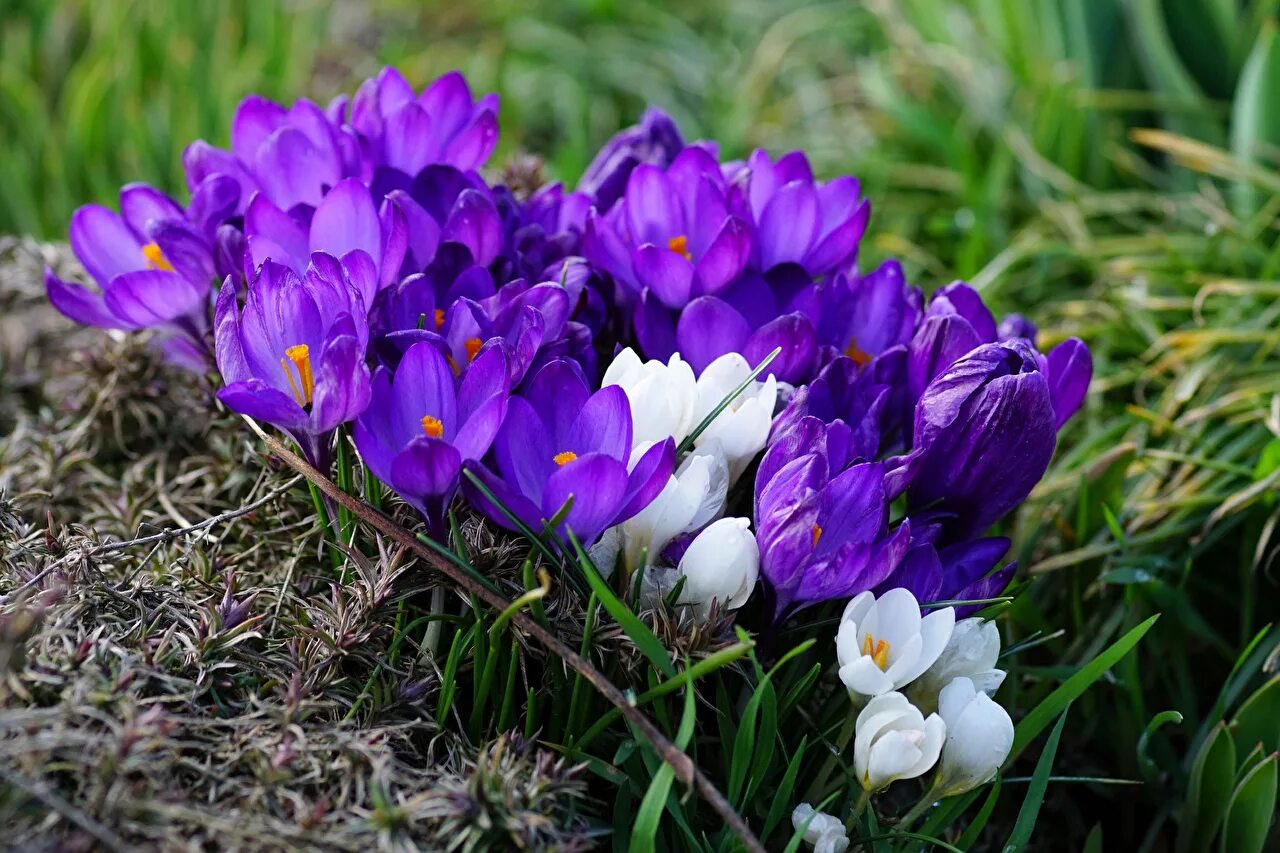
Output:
1044,337,1092,429
45,184,216,369
906,282,1000,398
997,313,1037,342
894,340,1058,539
214,254,373,471
354,341,509,533
739,149,870,278
462,359,675,546
579,107,686,212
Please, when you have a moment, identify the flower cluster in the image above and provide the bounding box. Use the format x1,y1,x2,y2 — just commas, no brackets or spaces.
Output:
46,64,1090,635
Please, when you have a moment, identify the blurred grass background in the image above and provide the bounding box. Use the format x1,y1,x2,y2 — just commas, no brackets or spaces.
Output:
3,0,1280,848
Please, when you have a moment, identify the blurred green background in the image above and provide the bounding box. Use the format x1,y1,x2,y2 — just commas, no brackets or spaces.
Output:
3,0,1280,848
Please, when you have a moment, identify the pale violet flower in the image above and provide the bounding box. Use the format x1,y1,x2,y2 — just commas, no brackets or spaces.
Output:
602,347,698,448
691,352,778,483
619,441,729,572
837,589,955,704
676,517,759,618
791,803,850,853
854,691,945,792
908,617,1006,714
933,676,1014,796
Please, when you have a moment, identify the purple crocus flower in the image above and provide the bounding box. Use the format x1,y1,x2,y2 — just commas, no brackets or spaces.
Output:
885,531,1015,618
463,359,674,546
45,184,217,370
492,183,592,284
889,340,1058,540
578,106,687,213
214,253,372,470
354,341,509,533
1044,337,1092,428
906,282,1000,399
811,259,922,365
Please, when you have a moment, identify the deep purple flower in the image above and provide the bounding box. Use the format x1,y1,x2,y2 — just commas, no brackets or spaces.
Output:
886,531,1015,618
578,106,687,212
463,359,674,546
769,357,890,462
492,183,592,284
907,282,999,399
1044,337,1092,428
383,167,504,278
812,260,922,363
214,253,372,469
889,340,1058,540
354,341,509,533
45,184,216,370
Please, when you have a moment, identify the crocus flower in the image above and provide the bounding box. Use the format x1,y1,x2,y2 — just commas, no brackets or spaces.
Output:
690,352,779,483
836,588,956,704
890,340,1058,540
812,259,922,364
1044,337,1092,428
492,182,593,284
214,254,372,470
463,359,674,546
888,532,1016,617
45,184,217,370
616,442,729,573
908,618,1006,714
578,106,687,213
933,676,1014,797
790,804,850,853
675,516,760,618
853,691,945,792
353,341,509,533
602,348,698,448
906,282,999,399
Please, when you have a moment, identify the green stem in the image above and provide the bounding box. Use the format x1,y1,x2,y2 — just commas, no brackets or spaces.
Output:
307,480,342,570
895,781,942,833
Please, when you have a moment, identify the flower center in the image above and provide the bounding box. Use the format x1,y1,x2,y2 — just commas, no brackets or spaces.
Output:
844,339,873,368
553,451,577,467
421,415,444,438
464,337,483,362
861,634,890,670
667,234,692,261
280,344,315,407
811,523,822,549
434,309,445,330
141,242,174,272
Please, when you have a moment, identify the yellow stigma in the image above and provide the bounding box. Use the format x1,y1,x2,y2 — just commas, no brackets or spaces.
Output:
280,344,315,407
434,309,445,330
811,523,822,549
862,634,890,670
141,242,174,272
553,451,577,467
844,339,873,368
421,415,444,438
464,337,483,362
667,234,691,261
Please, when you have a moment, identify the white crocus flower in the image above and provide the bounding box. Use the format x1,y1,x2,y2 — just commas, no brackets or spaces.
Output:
620,442,729,572
690,352,778,483
908,617,1006,714
837,589,955,704
791,803,850,853
602,347,698,447
676,517,759,618
854,691,946,792
933,677,1014,796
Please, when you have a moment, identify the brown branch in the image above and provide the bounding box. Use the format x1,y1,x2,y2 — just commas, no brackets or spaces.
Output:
248,421,765,852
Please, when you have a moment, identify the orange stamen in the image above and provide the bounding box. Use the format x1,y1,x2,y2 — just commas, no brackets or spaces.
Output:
667,234,691,261
141,242,175,272
421,415,444,438
281,344,314,406
844,339,873,368
861,634,890,670
434,309,445,330
464,337,483,362
811,523,822,549
553,451,577,467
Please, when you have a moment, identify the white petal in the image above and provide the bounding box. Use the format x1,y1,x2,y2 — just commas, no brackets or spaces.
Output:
840,656,895,698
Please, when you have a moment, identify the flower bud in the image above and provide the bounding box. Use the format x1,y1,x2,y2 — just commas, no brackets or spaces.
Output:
603,347,698,447
676,517,760,617
908,617,1006,714
854,691,945,792
691,352,778,483
791,803,850,853
933,677,1014,796
836,588,955,704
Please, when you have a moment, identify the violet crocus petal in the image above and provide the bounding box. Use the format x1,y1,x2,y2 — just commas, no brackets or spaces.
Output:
931,283,997,342
188,175,241,237
793,520,911,609
310,324,373,434
952,563,1016,617
847,260,922,356
758,181,819,271
886,543,945,603
998,313,1038,341
378,197,409,289
816,462,889,548
805,178,868,274
446,109,500,172
419,71,474,138
454,393,508,461
390,340,459,443
231,95,286,160
635,243,695,308
254,127,334,211
543,452,630,544
441,189,502,266
183,140,256,201
44,269,124,329
462,460,543,533
693,216,751,297
634,290,678,362
103,270,204,327
310,178,381,267
676,296,750,374
616,437,677,522
757,416,826,496
934,537,1011,598
390,438,463,502
246,195,308,271
215,224,247,280
353,375,398,484
743,313,818,385
458,345,510,419
625,164,683,246
119,184,184,237
1046,338,1092,429
70,205,143,285
525,358,591,446
494,395,556,502
218,379,308,430
150,221,215,288
214,275,250,384
566,385,632,460
908,313,983,399
388,189,441,273
582,210,634,286
384,103,434,176
157,335,208,372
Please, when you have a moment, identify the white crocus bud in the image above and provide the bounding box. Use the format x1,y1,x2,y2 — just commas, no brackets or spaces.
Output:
933,677,1014,796
791,803,850,853
620,442,729,572
603,347,698,447
854,691,946,792
836,589,955,705
691,352,778,483
908,617,1006,714
676,517,759,618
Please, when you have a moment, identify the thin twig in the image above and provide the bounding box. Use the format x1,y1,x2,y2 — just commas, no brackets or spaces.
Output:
245,420,766,852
